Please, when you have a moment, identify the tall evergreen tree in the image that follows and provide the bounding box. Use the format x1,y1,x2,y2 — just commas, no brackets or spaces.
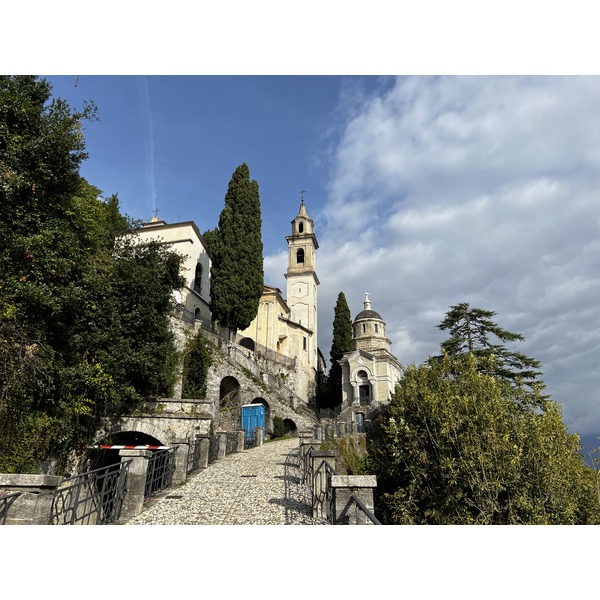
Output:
209,163,264,337
436,302,542,388
325,291,353,408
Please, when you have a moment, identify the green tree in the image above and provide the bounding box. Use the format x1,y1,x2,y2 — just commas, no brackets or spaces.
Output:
436,302,542,388
323,291,353,409
200,226,219,258
209,163,264,338
367,354,599,525
181,331,213,399
0,76,184,473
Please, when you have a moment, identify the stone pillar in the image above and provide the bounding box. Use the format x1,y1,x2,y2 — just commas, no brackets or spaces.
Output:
119,449,152,519
330,475,377,525
235,430,245,453
298,429,313,447
170,440,189,485
216,432,227,459
195,434,210,469
350,421,358,435
0,474,63,525
254,427,264,446
313,426,323,442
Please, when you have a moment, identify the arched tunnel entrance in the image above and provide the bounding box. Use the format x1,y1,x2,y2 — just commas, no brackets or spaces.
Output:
283,418,297,437
90,431,165,470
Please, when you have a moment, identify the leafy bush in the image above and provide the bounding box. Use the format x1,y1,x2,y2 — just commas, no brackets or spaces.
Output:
273,416,285,438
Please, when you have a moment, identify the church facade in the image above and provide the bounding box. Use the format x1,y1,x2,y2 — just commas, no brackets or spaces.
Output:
238,200,325,403
337,293,403,429
131,217,212,321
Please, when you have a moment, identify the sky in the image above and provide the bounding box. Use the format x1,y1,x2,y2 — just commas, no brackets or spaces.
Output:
42,74,600,459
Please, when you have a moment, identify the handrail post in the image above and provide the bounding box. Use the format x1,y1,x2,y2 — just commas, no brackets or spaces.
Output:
119,448,152,518
195,434,210,469
235,430,245,453
254,427,264,446
216,432,228,459
330,475,377,525
170,439,190,484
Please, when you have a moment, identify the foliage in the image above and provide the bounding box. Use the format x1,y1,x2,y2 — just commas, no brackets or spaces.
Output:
209,163,264,335
181,331,213,399
273,416,285,438
0,76,184,473
436,302,543,389
321,436,367,475
200,227,219,258
366,354,600,524
320,291,353,409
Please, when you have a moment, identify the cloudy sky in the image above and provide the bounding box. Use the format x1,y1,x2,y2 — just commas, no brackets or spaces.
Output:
41,74,600,457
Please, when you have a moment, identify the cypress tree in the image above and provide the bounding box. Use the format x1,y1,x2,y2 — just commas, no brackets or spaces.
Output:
326,291,353,408
209,163,264,337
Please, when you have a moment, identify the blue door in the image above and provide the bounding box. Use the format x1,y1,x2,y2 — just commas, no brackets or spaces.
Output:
241,405,265,439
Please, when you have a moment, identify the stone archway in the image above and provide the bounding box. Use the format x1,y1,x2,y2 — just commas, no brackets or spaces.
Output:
220,376,240,406
240,337,255,351
91,430,166,470
283,418,297,437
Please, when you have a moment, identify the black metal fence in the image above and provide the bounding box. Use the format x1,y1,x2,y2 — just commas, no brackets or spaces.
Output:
226,433,237,455
0,492,22,525
348,494,381,525
144,449,177,500
244,429,258,450
49,460,131,525
312,457,337,523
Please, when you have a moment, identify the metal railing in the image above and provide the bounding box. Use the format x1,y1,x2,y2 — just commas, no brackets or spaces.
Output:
144,449,177,500
312,457,337,523
0,492,22,525
226,432,238,455
50,461,131,525
349,494,382,525
244,429,258,450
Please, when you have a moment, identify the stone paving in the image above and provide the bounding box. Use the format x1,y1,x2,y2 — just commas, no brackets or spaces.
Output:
126,437,327,525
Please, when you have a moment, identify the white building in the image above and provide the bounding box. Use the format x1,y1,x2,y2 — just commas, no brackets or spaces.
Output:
132,217,212,321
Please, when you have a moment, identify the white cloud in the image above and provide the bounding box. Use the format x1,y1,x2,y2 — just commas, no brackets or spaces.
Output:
310,75,600,441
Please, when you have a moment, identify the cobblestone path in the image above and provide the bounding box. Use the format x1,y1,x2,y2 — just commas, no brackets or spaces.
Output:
126,438,326,525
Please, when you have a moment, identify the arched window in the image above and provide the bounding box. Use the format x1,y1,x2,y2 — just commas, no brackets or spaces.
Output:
194,263,202,294
358,371,370,405
298,222,304,233
296,248,304,264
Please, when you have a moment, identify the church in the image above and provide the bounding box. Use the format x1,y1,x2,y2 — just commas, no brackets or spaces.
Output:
132,198,402,421
337,293,403,429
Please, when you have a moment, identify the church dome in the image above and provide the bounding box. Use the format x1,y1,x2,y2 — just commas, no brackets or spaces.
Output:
351,293,390,354
354,308,383,322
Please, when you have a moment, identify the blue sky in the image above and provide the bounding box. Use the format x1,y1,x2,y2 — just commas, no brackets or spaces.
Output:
43,74,600,460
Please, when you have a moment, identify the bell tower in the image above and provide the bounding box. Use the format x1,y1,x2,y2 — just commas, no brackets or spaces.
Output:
285,197,319,367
